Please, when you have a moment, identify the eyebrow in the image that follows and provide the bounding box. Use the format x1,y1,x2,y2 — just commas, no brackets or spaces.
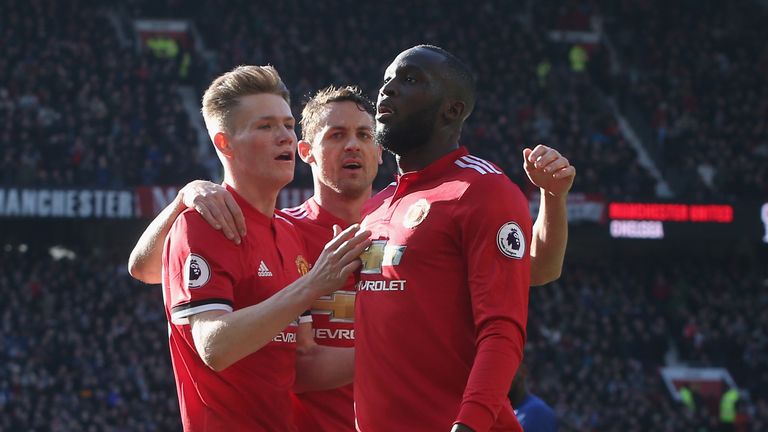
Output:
327,124,373,129
245,115,294,127
254,115,295,122
325,125,373,133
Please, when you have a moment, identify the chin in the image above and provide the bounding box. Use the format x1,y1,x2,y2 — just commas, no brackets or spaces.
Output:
337,181,369,198
272,171,294,188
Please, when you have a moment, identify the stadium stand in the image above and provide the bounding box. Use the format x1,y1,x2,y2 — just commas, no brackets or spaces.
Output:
527,257,767,431
0,247,181,431
0,0,208,188
592,0,768,198
1,0,766,431
2,0,659,197
1,248,765,431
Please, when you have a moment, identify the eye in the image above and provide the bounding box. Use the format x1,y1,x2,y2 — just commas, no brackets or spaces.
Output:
331,132,344,140
359,132,373,141
382,76,392,85
258,124,271,130
404,75,417,84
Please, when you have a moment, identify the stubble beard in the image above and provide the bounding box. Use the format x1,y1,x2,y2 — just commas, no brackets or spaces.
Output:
375,103,441,157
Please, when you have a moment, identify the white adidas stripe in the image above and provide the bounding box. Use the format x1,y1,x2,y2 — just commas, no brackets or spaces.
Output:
281,207,305,215
455,158,488,174
282,208,309,219
464,155,502,174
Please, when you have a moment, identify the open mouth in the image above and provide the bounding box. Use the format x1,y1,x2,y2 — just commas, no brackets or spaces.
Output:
275,152,293,161
376,102,395,121
342,159,362,170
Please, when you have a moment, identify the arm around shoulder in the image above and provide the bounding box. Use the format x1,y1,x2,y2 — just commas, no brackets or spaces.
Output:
128,193,186,284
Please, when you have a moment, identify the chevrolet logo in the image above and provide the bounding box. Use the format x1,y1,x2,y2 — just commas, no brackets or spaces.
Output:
311,291,355,322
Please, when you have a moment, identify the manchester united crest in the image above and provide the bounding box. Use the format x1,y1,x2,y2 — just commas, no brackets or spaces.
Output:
296,255,311,275
403,198,430,229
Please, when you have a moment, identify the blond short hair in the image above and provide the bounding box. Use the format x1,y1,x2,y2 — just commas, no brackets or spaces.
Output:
201,65,290,134
299,85,374,141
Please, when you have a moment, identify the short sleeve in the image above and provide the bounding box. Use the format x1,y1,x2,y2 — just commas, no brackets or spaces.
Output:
165,210,243,325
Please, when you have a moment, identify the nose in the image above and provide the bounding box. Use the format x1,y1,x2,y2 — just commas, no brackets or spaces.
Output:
344,136,362,152
379,79,396,98
277,125,296,146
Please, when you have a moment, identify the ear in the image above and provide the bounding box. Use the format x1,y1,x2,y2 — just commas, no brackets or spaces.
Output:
376,144,383,165
443,100,466,123
213,132,234,157
297,139,315,164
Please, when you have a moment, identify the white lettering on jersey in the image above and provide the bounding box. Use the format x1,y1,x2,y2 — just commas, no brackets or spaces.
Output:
356,280,407,291
272,332,297,343
314,328,355,340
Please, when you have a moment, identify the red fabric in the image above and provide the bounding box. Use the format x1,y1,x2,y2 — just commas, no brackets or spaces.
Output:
281,198,356,432
162,185,307,432
354,148,531,432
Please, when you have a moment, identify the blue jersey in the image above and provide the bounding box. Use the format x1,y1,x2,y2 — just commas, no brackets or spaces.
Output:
514,393,558,432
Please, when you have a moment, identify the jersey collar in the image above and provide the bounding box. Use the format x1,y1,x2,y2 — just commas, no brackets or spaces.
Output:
397,146,468,183
224,183,273,227
393,146,468,198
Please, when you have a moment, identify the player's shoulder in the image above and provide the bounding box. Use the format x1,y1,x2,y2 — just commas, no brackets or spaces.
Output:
279,201,320,240
274,210,302,234
452,153,505,179
173,207,220,235
279,201,311,222
453,154,523,197
168,208,242,260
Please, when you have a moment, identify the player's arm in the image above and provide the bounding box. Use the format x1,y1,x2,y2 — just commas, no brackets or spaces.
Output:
128,180,245,284
293,320,355,393
454,177,532,432
187,224,370,372
523,145,575,286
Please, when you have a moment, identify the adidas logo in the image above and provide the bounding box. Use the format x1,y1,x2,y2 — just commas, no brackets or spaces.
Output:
258,260,273,277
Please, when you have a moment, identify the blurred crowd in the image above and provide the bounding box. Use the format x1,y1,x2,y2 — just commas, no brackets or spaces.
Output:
2,0,665,197
0,0,208,188
0,248,181,431
127,0,657,197
3,0,765,198
594,0,768,198
2,1,767,431
526,258,768,431
2,248,766,431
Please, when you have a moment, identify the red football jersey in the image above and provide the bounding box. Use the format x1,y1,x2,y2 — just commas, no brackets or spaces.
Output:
163,185,309,432
281,197,356,432
355,148,531,432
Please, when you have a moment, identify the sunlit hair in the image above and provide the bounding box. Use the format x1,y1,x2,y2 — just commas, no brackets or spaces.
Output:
300,85,374,141
201,65,290,134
